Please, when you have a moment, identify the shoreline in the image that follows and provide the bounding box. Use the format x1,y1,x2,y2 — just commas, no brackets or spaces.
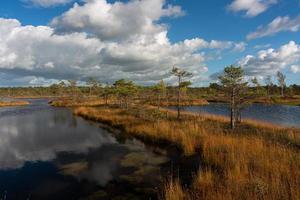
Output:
4,95,300,106
0,100,30,107
166,106,300,129
71,104,300,199
207,96,300,106
49,98,299,136
73,105,300,151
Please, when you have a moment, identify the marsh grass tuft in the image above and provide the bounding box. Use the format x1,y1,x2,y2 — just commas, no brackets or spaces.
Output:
164,179,187,200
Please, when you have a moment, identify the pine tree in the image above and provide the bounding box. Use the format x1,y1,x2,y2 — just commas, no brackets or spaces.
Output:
219,65,248,129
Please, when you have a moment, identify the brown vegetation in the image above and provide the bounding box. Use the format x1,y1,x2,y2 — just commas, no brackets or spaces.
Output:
207,95,300,106
47,68,299,199
148,98,209,106
73,105,300,200
50,97,209,108
245,96,300,106
0,100,30,107
164,180,186,200
50,98,115,107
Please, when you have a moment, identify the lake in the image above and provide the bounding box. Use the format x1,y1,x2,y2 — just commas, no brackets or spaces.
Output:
171,103,300,127
0,99,171,200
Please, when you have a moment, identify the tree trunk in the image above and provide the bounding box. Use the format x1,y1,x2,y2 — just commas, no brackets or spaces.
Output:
281,86,284,97
105,94,108,106
235,106,238,123
166,90,169,108
125,96,128,109
235,107,242,123
177,76,181,119
231,88,235,129
157,94,160,110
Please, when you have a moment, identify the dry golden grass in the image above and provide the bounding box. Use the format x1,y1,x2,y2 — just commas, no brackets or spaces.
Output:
50,98,116,107
191,135,300,200
164,180,187,200
73,106,300,200
0,101,30,107
149,98,209,106
207,96,300,106
249,97,300,106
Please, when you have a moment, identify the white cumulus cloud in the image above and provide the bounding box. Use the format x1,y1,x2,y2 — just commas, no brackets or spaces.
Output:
290,65,300,73
228,0,277,17
0,0,245,86
22,0,74,7
51,0,185,41
247,15,300,40
238,41,300,76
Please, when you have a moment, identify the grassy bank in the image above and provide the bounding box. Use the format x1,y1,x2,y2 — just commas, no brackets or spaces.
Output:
269,96,300,106
207,95,300,106
50,97,209,107
0,100,30,107
148,98,209,106
50,95,300,108
73,105,300,200
50,98,113,107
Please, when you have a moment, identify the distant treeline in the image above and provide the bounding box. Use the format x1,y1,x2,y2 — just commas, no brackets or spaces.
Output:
1,67,299,129
0,82,299,98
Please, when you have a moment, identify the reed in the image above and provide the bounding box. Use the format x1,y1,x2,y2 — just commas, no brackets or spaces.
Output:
164,179,187,200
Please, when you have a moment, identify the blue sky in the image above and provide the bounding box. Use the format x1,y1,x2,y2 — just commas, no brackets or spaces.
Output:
0,0,299,86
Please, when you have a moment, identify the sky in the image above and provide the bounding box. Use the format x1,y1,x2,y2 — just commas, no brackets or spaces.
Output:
0,0,300,87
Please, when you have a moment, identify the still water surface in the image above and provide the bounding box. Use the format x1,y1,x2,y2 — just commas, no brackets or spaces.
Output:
175,103,300,127
0,99,169,200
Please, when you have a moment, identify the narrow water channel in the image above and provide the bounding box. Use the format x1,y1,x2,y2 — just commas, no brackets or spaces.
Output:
0,99,173,200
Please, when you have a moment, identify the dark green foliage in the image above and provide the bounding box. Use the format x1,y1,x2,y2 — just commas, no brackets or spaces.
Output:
218,65,248,129
114,79,138,108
